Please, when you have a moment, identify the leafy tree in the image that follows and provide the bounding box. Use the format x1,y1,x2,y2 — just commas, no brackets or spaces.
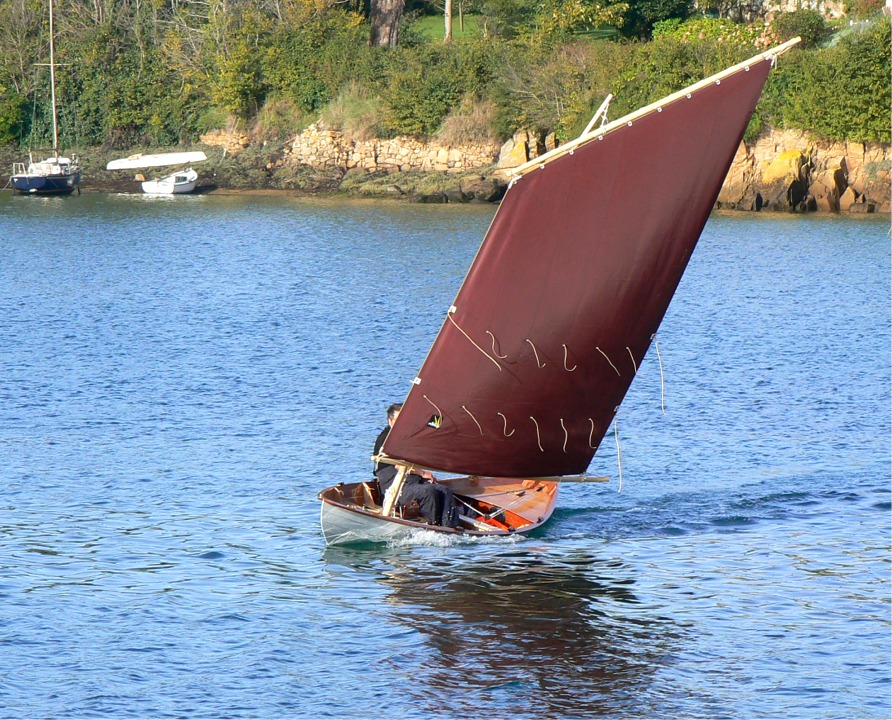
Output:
621,0,690,38
771,9,828,49
0,88,28,144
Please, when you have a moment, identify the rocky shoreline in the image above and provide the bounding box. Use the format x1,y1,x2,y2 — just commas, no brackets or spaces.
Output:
2,126,888,214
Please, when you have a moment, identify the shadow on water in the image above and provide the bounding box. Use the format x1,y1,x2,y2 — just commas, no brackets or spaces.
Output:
324,546,683,718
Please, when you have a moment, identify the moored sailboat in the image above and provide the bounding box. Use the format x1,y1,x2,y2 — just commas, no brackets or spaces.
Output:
11,0,81,196
319,38,801,545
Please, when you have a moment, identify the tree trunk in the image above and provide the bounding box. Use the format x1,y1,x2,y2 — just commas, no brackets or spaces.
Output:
444,0,452,42
369,0,405,48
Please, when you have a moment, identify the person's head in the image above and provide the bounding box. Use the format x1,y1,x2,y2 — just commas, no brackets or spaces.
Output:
386,402,403,426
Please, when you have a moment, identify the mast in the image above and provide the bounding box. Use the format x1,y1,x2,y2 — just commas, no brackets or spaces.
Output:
48,0,59,155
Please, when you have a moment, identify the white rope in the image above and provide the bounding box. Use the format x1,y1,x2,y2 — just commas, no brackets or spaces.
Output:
498,412,515,437
626,346,638,374
654,336,666,415
596,347,621,376
486,330,508,359
560,418,569,453
422,394,442,417
526,339,546,368
588,418,597,448
462,405,483,434
563,344,577,371
613,418,623,492
530,416,544,451
447,313,502,371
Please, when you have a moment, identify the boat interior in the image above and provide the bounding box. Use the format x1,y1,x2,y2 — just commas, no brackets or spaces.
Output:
319,479,544,534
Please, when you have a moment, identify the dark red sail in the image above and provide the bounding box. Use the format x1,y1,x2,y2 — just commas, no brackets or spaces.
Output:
382,44,796,478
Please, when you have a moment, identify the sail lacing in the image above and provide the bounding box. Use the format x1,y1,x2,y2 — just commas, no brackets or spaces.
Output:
613,418,624,492
588,418,597,449
626,347,638,374
498,412,515,437
526,339,546,368
423,394,443,417
562,344,577,371
530,416,544,451
596,346,621,376
462,406,484,434
486,330,508,359
447,312,502,371
653,334,667,415
560,418,569,453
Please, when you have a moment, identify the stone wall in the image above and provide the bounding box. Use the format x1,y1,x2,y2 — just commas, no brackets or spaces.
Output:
285,123,500,173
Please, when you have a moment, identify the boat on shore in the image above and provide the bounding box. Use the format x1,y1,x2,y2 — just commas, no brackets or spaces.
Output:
318,38,801,545
11,0,81,196
106,151,207,195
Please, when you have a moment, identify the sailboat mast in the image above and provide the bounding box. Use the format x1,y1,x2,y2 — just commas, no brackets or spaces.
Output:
48,0,59,154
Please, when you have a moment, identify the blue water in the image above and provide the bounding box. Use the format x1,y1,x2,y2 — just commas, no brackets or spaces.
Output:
0,193,888,719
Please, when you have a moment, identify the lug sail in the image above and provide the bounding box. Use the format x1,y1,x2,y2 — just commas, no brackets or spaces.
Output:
381,41,799,479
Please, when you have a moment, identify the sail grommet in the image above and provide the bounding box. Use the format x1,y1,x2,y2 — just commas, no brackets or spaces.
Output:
569,149,574,155
745,66,750,71
598,136,604,141
716,80,721,85
686,93,692,99
657,107,662,113
627,121,633,126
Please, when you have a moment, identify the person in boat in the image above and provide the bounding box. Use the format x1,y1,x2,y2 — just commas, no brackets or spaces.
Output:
373,403,459,528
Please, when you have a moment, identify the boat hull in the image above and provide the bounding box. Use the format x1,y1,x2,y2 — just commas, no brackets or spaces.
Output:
141,168,198,194
12,171,80,195
319,476,558,545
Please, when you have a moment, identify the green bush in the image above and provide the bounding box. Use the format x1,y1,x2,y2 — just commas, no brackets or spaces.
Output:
758,18,890,143
0,89,27,145
771,10,829,49
380,39,496,136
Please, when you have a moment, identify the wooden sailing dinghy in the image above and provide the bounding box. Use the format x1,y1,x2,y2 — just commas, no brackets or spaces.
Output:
319,39,800,545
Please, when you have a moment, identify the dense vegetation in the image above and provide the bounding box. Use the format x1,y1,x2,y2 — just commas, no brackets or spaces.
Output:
0,0,888,152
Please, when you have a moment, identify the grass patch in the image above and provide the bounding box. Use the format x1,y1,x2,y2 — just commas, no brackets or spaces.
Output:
408,13,485,41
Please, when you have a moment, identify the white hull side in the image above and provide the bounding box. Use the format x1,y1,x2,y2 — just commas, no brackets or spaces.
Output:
141,168,198,194
320,501,434,545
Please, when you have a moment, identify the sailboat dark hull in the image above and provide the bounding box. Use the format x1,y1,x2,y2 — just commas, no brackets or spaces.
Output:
12,171,80,195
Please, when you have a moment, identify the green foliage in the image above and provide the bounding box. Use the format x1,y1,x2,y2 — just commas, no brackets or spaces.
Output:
379,38,496,135
758,18,890,143
0,0,886,153
653,15,779,48
0,89,28,145
621,0,690,39
844,0,884,18
771,9,829,48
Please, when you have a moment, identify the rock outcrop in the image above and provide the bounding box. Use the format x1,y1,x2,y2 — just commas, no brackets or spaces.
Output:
716,129,889,214
202,124,889,211
497,127,889,214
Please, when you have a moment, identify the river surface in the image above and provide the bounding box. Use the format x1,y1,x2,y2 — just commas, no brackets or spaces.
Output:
0,192,889,719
